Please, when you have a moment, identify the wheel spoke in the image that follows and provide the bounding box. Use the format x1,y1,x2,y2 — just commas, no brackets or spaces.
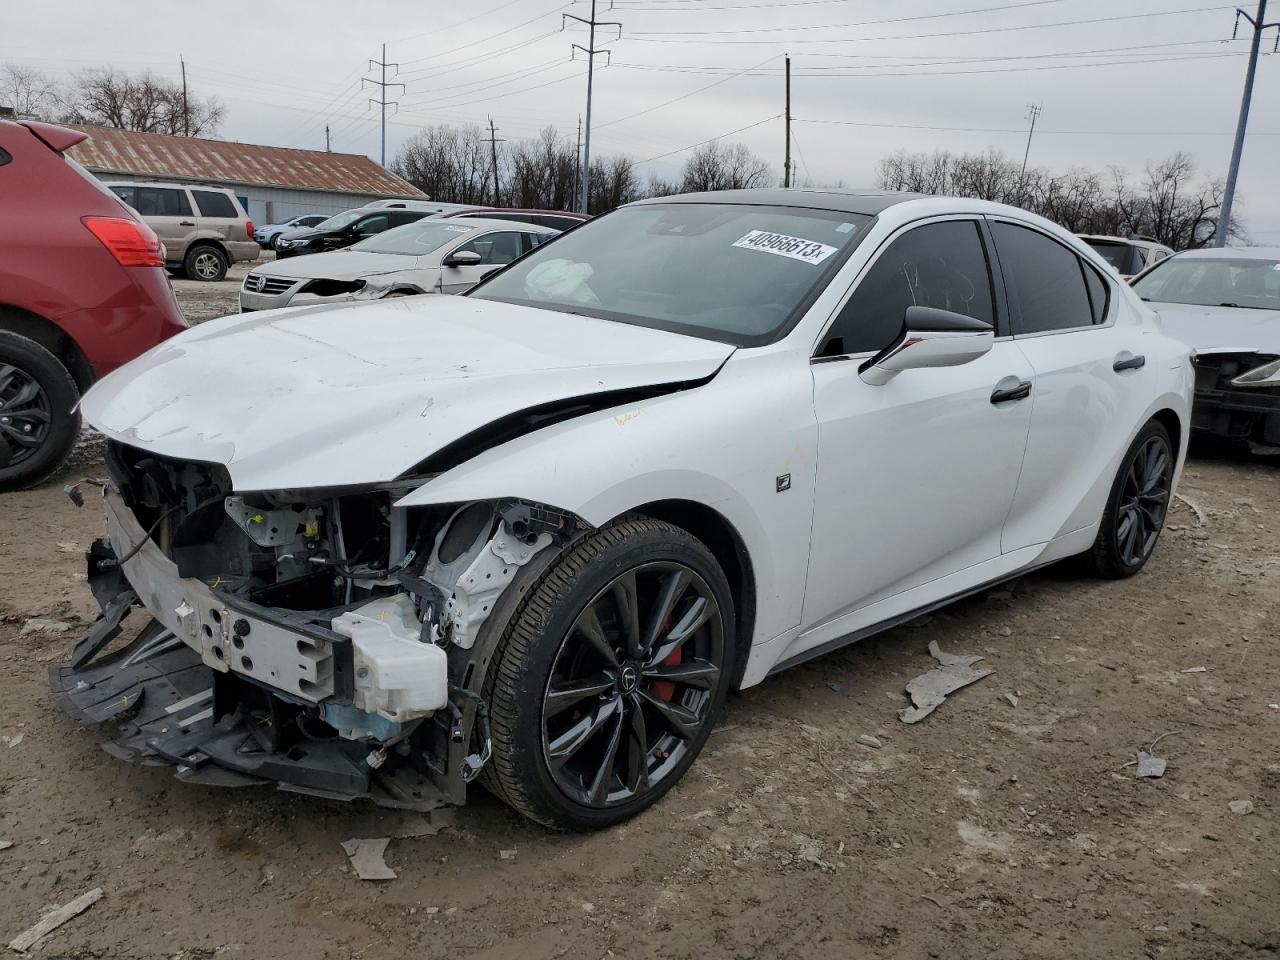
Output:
0,422,44,448
586,711,625,805
1144,448,1169,489
611,570,642,659
647,596,714,667
642,568,689,654
625,693,651,794
544,673,616,720
642,657,720,691
1,379,40,409
636,688,702,741
573,604,619,669
546,694,622,767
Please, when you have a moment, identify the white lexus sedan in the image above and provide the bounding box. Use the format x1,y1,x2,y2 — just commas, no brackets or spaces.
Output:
54,189,1192,831
238,217,556,312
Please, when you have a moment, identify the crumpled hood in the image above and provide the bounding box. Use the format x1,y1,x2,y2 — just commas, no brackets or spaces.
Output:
1152,301,1280,354
256,250,420,281
82,295,734,491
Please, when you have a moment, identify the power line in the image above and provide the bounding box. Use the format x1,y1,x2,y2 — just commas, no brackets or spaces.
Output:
400,56,571,106
390,0,531,47
365,43,405,166
793,117,1280,135
598,53,779,128
396,63,586,116
639,113,780,163
398,2,569,67
630,0,1071,33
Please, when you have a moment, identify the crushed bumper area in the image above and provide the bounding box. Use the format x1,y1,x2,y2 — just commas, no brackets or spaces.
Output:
50,616,446,812
1193,353,1280,452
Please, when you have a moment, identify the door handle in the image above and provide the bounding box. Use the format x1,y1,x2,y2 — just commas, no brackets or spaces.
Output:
179,221,195,226
990,378,1032,404
1113,352,1146,372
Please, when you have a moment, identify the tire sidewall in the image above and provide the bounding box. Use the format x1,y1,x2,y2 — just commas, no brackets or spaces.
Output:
0,332,81,491
497,525,735,830
1101,420,1173,576
185,244,228,282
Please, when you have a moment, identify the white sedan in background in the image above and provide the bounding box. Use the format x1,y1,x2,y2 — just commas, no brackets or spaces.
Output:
238,218,557,311
59,190,1191,832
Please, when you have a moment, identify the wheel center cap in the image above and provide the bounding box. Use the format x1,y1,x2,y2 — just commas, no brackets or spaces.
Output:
619,663,640,693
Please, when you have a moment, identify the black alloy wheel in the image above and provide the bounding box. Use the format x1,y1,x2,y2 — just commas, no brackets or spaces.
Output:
1087,419,1174,578
0,332,81,492
0,362,52,469
541,561,725,809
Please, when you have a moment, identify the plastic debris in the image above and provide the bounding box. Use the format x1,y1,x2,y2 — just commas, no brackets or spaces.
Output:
856,734,883,749
1136,752,1167,779
2,733,24,748
1181,666,1208,674
1003,693,1020,708
8,887,103,952
19,618,71,636
0,840,12,851
340,838,396,881
499,848,518,861
1228,799,1254,816
826,681,843,694
898,641,995,724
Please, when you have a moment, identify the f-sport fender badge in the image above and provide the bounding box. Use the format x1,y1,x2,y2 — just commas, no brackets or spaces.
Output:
776,474,792,493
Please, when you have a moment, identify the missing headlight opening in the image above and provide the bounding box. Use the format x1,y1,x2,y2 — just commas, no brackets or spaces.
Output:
51,439,580,810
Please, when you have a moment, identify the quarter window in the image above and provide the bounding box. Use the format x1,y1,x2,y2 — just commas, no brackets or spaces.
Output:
134,187,192,217
191,190,238,218
822,219,994,355
993,222,1094,334
1081,260,1109,325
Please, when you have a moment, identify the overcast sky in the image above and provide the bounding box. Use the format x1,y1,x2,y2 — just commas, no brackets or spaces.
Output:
6,0,1279,238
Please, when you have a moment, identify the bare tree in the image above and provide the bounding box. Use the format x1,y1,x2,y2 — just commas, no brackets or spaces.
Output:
681,141,771,192
62,68,224,136
393,123,494,205
587,154,642,214
0,64,62,120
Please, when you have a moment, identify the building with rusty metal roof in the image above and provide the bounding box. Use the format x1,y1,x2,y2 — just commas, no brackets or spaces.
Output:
65,124,427,226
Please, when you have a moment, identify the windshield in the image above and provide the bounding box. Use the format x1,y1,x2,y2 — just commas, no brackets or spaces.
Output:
351,221,474,255
1084,240,1144,275
469,202,872,345
315,210,363,231
1132,256,1280,310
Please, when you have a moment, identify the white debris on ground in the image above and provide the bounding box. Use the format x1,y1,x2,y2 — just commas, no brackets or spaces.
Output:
1228,800,1255,816
7,887,103,953
898,640,995,723
340,838,396,881
1135,751,1168,779
18,619,71,636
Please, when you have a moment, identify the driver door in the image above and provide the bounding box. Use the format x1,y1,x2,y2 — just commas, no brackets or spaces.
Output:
798,217,1034,647
440,230,527,294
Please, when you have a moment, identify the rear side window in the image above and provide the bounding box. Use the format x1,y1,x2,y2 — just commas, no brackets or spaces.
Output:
110,185,136,206
822,219,995,355
191,190,238,218
534,215,580,229
0,147,10,167
135,187,192,217
993,222,1094,335
1082,261,1110,325
389,211,428,227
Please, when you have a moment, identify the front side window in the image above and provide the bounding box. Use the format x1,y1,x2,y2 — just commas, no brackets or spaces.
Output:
351,221,478,255
134,187,192,217
993,222,1095,335
454,230,526,265
821,220,994,356
191,190,238,218
471,203,871,346
1131,256,1280,311
354,214,390,235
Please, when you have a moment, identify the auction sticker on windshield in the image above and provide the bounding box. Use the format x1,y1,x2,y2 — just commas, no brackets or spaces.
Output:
733,230,838,265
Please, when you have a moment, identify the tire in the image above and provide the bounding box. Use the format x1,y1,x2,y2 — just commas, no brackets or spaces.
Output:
270,234,284,251
485,518,735,830
1086,419,1174,579
0,331,81,491
184,244,228,282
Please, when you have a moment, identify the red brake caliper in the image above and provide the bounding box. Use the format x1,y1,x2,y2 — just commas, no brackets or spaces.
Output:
650,615,679,702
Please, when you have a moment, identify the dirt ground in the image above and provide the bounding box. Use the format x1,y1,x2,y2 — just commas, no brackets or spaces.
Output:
0,276,1277,958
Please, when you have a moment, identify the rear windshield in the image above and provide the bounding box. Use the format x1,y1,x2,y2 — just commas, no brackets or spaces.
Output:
471,203,872,346
1131,256,1280,310
351,221,476,255
1083,240,1144,275
316,210,364,230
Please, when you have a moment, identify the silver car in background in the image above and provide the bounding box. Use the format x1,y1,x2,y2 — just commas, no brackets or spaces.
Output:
239,218,557,312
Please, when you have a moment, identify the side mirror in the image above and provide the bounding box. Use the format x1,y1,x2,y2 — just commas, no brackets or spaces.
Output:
859,306,993,386
443,249,483,268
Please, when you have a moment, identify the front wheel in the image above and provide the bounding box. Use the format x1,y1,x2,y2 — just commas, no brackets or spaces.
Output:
0,332,81,491
1086,419,1174,578
485,519,734,830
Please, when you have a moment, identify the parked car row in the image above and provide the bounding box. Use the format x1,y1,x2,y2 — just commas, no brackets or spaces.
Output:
1079,234,1175,281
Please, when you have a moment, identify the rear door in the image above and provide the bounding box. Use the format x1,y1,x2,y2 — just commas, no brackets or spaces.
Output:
991,218,1156,552
439,229,528,294
133,186,197,262
190,188,243,241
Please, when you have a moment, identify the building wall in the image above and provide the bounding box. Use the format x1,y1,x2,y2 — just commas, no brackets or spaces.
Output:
92,173,393,225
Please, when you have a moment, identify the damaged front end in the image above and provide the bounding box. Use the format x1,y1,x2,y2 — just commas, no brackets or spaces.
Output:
1192,352,1280,454
51,441,578,810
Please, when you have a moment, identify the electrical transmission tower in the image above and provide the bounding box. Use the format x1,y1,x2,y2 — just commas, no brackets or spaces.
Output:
364,43,405,167
483,117,506,206
1217,0,1279,246
564,0,622,215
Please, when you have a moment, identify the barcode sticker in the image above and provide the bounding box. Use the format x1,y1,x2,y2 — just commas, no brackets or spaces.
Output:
732,230,838,265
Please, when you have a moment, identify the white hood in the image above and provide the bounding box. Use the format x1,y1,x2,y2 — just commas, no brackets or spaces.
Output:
82,296,734,490
1152,301,1280,355
257,250,422,281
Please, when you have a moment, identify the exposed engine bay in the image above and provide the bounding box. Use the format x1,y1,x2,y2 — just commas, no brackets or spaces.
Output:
51,440,580,809
1192,352,1280,454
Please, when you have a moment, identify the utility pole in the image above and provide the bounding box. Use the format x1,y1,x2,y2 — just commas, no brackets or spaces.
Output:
325,124,331,152
483,116,506,206
180,55,189,137
564,1,622,214
1019,103,1041,181
573,115,583,204
1216,0,1279,246
784,55,792,188
364,43,404,167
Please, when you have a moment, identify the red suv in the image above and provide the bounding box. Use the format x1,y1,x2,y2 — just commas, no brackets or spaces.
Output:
0,120,187,490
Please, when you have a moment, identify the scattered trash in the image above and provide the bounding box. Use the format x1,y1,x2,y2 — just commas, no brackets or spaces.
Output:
899,641,995,724
856,734,883,749
1135,752,1167,779
1181,666,1208,674
19,618,71,636
1228,800,1254,816
498,848,518,861
0,840,12,851
825,681,843,694
3,733,24,748
1173,492,1206,526
997,626,1012,638
1270,704,1280,711
55,542,80,554
1003,693,1020,708
392,813,441,839
8,887,103,953
340,838,396,881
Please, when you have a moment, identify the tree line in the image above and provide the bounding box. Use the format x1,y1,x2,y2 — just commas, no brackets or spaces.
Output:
875,147,1237,249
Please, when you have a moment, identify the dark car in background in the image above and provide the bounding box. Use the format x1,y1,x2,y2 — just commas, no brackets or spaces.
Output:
274,206,430,258
0,120,187,490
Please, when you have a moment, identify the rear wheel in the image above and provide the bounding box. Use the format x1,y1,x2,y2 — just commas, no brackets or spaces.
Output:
184,244,228,281
1087,420,1174,578
0,332,81,491
485,519,734,830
